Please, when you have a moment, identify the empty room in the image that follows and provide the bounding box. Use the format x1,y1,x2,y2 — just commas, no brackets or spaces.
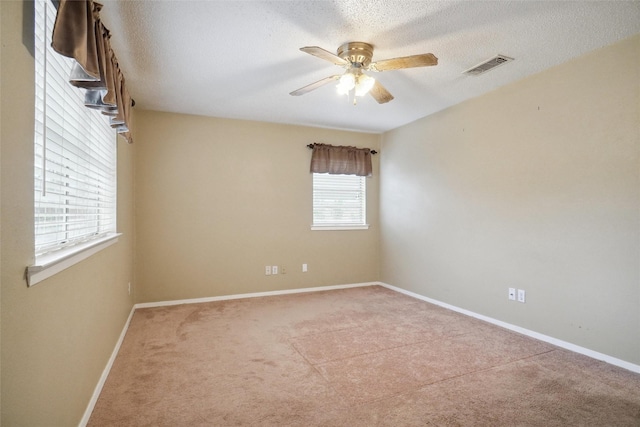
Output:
1,0,639,425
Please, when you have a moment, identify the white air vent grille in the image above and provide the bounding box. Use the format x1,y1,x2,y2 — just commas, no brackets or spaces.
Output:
463,55,514,76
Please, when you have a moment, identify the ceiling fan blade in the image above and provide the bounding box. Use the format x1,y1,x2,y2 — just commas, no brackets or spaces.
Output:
290,75,341,96
369,53,438,72
369,80,394,104
300,46,349,66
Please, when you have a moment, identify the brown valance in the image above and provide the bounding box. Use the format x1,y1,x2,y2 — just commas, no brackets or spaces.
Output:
310,143,373,177
51,0,133,143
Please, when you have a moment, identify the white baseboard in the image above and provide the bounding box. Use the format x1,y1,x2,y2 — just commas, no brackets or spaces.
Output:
378,282,640,374
134,282,379,309
79,306,136,427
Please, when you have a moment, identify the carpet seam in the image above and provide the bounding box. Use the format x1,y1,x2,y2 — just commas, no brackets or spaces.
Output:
343,348,562,407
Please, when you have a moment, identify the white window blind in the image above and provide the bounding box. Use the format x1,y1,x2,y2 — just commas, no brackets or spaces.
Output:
34,0,117,258
312,173,367,228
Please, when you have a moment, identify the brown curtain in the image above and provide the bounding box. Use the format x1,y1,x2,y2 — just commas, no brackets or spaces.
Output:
310,143,372,177
51,0,133,143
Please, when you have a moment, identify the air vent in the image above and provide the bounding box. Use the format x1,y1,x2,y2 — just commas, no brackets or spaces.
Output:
463,55,514,76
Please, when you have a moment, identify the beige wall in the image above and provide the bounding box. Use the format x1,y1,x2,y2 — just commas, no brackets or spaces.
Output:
135,111,380,303
380,34,640,365
0,1,136,425
0,1,3,419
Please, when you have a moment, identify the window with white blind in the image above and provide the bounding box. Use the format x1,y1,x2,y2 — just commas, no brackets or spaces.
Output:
312,173,368,230
28,0,118,285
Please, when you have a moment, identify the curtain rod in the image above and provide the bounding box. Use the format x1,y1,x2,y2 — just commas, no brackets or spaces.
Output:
306,143,377,155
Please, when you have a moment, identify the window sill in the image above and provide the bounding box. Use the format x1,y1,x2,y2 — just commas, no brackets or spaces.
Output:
26,233,121,287
311,224,370,231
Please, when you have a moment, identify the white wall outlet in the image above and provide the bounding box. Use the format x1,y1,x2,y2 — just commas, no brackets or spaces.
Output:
272,265,278,275
265,266,271,276
517,289,526,303
508,288,516,301
302,263,308,273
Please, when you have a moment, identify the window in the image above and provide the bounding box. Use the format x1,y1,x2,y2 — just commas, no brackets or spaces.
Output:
312,173,368,230
29,0,118,285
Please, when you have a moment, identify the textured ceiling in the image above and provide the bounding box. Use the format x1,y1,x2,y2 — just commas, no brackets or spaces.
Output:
100,0,640,134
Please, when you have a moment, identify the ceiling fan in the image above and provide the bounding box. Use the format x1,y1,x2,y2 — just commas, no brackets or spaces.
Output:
290,42,438,105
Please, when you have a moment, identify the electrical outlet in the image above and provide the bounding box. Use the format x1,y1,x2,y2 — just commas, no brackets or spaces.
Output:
265,266,271,276
517,289,526,303
272,265,278,275
508,288,516,301
281,266,286,274
302,263,308,272
128,282,131,295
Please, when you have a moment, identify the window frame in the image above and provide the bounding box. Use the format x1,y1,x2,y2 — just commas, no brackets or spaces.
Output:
311,172,369,231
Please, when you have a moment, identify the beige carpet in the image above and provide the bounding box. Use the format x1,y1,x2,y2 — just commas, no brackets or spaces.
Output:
88,286,640,426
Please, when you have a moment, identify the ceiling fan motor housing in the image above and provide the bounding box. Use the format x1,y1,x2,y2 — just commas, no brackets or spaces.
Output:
337,42,374,67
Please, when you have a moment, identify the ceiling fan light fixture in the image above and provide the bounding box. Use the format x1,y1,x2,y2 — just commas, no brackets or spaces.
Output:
337,72,356,94
336,70,375,98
